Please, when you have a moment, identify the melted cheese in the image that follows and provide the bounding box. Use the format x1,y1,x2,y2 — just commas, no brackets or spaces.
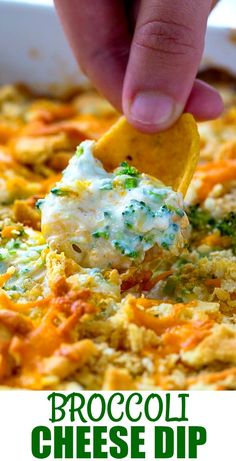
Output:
41,141,189,270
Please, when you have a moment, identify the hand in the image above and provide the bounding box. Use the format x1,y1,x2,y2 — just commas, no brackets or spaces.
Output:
54,0,223,132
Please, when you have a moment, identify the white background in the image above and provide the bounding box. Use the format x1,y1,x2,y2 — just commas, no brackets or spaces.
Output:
0,391,235,461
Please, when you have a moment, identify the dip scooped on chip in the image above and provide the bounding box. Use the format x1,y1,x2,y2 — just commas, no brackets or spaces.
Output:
40,115,199,270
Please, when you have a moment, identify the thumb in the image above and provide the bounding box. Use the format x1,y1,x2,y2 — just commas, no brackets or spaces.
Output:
123,0,212,132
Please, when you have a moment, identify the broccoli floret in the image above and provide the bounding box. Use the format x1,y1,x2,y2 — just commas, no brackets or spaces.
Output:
188,205,215,231
116,161,140,177
112,240,138,258
92,227,110,239
216,212,236,237
35,199,44,210
124,177,138,189
216,212,236,252
188,205,236,252
76,145,84,157
51,188,68,196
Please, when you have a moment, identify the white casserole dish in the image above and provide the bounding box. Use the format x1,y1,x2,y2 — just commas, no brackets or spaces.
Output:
0,0,88,95
0,0,235,96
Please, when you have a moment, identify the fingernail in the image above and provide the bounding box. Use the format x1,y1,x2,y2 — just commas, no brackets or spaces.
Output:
129,91,181,128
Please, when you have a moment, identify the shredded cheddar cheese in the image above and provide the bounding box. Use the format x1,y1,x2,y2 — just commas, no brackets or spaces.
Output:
0,82,235,390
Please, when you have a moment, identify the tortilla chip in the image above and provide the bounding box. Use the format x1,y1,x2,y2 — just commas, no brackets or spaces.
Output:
94,114,200,196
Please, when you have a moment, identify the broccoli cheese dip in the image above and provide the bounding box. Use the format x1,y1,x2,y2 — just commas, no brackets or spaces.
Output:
40,141,189,270
2,82,236,391
0,227,46,299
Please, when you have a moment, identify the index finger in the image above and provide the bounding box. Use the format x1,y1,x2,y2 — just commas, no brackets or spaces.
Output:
54,0,131,110
122,0,213,131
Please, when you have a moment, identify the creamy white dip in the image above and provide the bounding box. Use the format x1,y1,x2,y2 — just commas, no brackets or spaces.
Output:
40,141,189,270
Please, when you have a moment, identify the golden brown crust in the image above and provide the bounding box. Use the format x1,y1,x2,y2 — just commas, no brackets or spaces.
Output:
0,82,235,390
